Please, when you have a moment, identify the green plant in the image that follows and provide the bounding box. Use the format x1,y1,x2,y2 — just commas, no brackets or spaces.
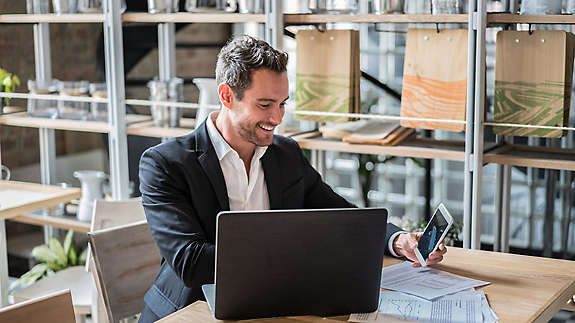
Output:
9,230,88,292
0,68,20,106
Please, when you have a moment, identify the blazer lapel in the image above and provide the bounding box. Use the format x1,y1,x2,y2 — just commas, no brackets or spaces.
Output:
261,144,282,209
196,121,230,211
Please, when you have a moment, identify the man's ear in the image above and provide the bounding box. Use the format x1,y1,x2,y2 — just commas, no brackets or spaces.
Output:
218,83,234,110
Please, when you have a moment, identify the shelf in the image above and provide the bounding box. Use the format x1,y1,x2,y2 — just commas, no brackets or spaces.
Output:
0,112,151,133
126,118,195,138
122,12,265,23
0,181,81,220
484,144,575,171
284,13,468,24
0,13,104,23
9,213,91,232
290,131,466,161
487,13,575,24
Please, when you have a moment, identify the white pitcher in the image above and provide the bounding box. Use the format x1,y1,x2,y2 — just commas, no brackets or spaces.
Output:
193,78,220,129
74,170,107,222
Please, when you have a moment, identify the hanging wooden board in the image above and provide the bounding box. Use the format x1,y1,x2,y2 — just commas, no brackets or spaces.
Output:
295,29,360,122
400,29,468,131
494,30,575,138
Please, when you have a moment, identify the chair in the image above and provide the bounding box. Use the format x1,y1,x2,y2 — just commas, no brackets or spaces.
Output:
89,221,161,323
0,289,75,323
88,199,147,323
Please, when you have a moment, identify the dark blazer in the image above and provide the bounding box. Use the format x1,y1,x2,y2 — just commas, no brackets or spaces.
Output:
138,120,401,319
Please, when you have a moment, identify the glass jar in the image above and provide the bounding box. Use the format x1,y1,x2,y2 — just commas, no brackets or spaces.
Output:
26,0,51,14
148,80,170,127
168,78,184,128
27,79,58,119
53,0,78,14
431,0,462,14
90,83,108,122
58,81,90,120
373,0,404,14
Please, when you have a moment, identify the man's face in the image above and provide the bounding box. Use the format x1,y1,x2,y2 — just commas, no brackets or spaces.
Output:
229,69,289,147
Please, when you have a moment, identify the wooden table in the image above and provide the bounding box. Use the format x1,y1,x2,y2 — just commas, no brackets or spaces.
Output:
157,247,575,323
0,180,81,307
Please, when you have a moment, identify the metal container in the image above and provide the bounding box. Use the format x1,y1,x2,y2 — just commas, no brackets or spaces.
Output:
58,81,90,120
168,78,184,128
148,0,180,13
520,0,562,14
238,0,264,13
185,0,237,12
27,79,58,118
309,0,359,13
89,83,108,122
53,0,78,14
431,0,461,14
26,0,50,14
404,0,431,14
148,79,183,127
373,0,404,14
78,0,102,12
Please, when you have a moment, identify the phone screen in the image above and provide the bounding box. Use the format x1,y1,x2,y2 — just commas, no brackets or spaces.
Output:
417,209,449,261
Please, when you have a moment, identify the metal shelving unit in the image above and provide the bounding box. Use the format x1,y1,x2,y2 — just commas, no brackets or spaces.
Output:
1,0,575,308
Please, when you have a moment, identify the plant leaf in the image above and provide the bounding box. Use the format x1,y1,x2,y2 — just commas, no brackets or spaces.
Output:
79,246,88,266
49,237,68,267
69,242,78,266
31,245,58,264
63,230,74,257
9,263,48,291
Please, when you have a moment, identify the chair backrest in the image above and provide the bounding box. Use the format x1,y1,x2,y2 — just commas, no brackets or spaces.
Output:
91,199,147,232
88,199,148,323
88,221,161,323
0,289,75,323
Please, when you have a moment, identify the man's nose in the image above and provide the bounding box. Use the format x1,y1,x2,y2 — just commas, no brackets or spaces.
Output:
269,105,284,125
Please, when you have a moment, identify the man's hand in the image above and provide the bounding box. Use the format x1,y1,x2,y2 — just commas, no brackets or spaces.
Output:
392,232,447,268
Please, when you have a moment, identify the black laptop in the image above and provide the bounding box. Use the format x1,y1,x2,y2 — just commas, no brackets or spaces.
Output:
202,207,388,320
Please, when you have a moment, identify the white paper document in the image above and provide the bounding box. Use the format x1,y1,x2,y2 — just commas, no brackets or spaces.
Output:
380,262,490,300
349,289,498,323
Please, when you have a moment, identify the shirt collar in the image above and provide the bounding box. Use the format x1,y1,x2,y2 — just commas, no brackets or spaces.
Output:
206,112,268,162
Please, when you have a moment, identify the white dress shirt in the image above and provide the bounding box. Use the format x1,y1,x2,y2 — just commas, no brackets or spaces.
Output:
206,112,270,211
206,112,403,256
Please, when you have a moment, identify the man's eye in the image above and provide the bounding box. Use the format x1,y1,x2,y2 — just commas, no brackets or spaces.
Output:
259,104,270,109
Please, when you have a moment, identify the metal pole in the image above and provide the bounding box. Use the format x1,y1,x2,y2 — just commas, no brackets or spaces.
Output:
463,0,478,249
543,139,559,257
158,23,176,80
500,165,511,252
0,220,7,307
494,164,503,251
103,0,130,200
470,0,487,249
34,23,56,244
265,0,283,50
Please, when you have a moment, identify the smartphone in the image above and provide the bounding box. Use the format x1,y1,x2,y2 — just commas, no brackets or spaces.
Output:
414,203,453,266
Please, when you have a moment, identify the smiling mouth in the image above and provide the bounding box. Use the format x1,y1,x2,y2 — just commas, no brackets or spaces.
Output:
257,123,275,132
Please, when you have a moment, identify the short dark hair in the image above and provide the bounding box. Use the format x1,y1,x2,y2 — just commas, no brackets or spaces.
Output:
215,35,288,100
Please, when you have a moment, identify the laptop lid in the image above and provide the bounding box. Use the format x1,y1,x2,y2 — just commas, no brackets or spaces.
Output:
212,208,388,320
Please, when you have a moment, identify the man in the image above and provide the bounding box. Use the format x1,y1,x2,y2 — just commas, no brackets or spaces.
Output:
138,35,447,322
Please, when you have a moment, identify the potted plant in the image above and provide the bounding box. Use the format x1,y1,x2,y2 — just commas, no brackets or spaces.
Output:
0,68,21,113
9,229,88,292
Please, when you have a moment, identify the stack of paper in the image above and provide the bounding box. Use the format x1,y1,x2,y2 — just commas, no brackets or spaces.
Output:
318,120,416,146
349,262,497,323
349,289,498,323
